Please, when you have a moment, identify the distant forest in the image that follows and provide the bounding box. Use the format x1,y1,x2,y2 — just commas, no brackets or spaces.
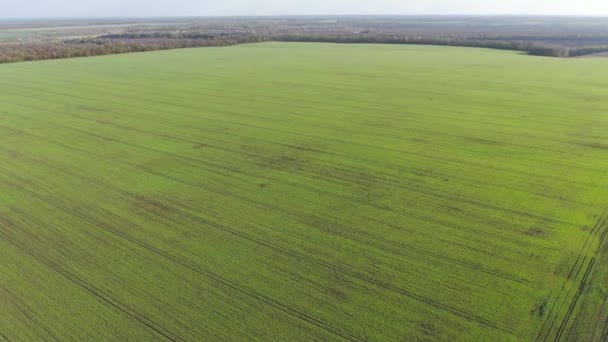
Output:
1,16,608,63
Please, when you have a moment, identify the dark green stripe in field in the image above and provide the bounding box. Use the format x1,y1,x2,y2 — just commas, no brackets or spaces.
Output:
0,43,608,341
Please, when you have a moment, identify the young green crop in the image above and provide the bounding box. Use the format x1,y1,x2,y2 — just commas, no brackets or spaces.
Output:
0,42,607,341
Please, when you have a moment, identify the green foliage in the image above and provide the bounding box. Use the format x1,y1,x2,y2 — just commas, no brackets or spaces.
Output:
0,43,608,340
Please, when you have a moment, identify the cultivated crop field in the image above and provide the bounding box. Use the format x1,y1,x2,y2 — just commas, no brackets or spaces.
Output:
0,31,34,41
0,42,608,341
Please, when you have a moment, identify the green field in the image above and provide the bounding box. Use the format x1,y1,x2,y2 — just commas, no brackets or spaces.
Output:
0,31,34,41
0,42,608,341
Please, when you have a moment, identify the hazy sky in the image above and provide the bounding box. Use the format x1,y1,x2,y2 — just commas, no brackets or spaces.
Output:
3,0,608,18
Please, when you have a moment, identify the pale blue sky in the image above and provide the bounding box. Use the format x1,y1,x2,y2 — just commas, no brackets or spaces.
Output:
2,0,608,18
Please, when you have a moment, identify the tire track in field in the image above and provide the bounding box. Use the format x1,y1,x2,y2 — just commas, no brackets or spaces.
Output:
2,111,546,260
1,130,528,281
0,163,516,335
535,209,607,341
577,277,608,342
0,97,587,212
0,179,364,342
92,102,594,206
2,79,600,175
535,229,596,341
155,190,509,296
2,205,224,342
0,103,581,232
3,147,529,286
588,286,608,341
1,81,579,172
13,148,528,294
0,282,61,341
103,75,608,156
184,66,605,123
0,121,557,256
2,143,522,295
1,101,577,228
559,209,608,342
540,208,608,342
4,62,580,129
0,83,597,188
4,75,597,162
38,61,603,129
3,78,599,202
35,59,574,118
28,71,608,157
0,121,552,267
7,95,585,210
0,231,182,342
601,317,608,342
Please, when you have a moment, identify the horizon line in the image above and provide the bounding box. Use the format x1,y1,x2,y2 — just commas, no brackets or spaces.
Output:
2,13,608,20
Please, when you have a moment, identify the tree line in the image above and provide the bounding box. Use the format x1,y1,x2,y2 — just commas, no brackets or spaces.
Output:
0,36,265,64
1,32,607,64
273,34,608,57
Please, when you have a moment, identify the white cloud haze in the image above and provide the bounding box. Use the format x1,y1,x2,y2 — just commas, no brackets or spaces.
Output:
2,0,608,18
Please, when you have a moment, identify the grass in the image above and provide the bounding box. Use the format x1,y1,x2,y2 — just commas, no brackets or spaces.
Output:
0,42,607,341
